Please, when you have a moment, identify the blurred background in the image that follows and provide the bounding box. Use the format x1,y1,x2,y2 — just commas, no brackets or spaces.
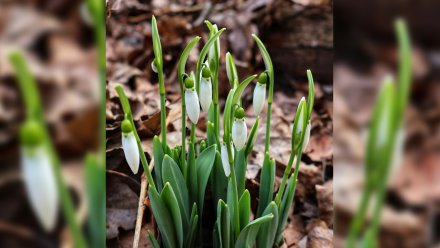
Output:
0,0,99,247
334,0,440,247
105,0,332,247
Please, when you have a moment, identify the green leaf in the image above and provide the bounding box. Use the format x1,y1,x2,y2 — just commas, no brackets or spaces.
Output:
234,149,247,197
252,34,274,104
238,190,250,231
187,142,198,204
256,202,279,248
365,79,396,187
162,155,190,231
257,153,275,217
148,186,176,248
211,151,228,206
196,28,225,93
235,213,274,248
226,52,239,87
151,16,163,67
153,136,164,191
276,176,297,245
306,69,315,121
244,117,260,157
161,183,183,248
196,144,217,213
223,89,236,144
395,19,411,123
148,230,160,248
217,200,230,248
185,203,199,247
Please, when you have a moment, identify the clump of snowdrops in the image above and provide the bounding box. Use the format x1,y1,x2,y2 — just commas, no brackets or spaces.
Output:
116,16,315,247
345,19,411,248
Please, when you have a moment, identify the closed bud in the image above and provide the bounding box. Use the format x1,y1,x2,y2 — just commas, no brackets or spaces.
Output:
221,142,233,177
253,78,266,116
121,120,139,174
184,77,200,124
20,120,58,232
200,67,213,112
151,59,158,73
232,107,247,150
302,121,311,152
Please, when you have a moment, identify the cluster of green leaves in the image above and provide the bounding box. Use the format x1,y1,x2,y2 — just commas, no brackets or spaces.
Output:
116,16,315,247
345,19,411,248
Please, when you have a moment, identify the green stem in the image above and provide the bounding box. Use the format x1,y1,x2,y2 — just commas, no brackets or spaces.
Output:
274,151,295,205
229,166,241,238
264,102,273,153
190,123,196,145
181,101,187,175
159,71,167,150
345,187,372,248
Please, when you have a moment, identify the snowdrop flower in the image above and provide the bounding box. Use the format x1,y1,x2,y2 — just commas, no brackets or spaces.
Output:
199,66,213,112
232,107,247,150
184,76,200,124
121,119,139,174
302,121,311,152
20,120,58,232
253,72,267,116
221,142,234,177
151,59,158,73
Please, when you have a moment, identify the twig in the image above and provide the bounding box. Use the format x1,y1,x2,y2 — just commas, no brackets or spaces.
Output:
132,161,154,248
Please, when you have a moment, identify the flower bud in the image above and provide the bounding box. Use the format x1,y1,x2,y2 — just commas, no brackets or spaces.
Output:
221,142,233,177
184,77,200,124
121,119,139,174
200,67,213,112
232,107,247,150
151,59,158,73
253,73,267,116
20,120,58,232
302,121,311,152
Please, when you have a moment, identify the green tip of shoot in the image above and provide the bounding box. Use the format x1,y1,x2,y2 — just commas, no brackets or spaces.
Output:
258,72,267,85
235,107,245,119
185,76,195,89
121,119,132,133
20,119,44,147
202,66,211,78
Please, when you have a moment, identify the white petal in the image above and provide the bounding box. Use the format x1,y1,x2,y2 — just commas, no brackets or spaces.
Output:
253,83,266,116
199,78,212,112
302,122,311,152
232,119,247,150
21,147,58,232
226,58,232,83
122,132,140,174
185,90,200,124
221,144,231,177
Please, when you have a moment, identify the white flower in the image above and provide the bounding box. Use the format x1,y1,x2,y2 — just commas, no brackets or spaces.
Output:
21,146,58,232
199,67,212,112
221,143,232,177
122,131,140,174
232,108,247,150
302,121,311,152
253,73,267,116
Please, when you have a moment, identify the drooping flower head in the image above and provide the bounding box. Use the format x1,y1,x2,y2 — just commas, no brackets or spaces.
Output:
121,119,139,174
20,120,58,232
253,72,267,116
232,107,247,150
199,65,213,112
184,76,200,124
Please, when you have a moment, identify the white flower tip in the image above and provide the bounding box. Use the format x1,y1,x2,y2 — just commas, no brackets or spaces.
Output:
253,83,266,116
221,144,231,177
185,90,200,124
151,60,158,73
232,118,247,150
21,147,58,232
122,132,140,174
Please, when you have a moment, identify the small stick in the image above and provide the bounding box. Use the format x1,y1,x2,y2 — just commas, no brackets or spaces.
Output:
133,161,153,248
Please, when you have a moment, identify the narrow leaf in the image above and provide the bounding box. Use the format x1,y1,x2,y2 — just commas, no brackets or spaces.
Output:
257,153,275,217
161,183,183,248
148,186,176,248
256,202,279,248
153,136,164,191
244,117,260,157
148,230,160,248
235,213,274,248
238,190,250,231
196,144,217,213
